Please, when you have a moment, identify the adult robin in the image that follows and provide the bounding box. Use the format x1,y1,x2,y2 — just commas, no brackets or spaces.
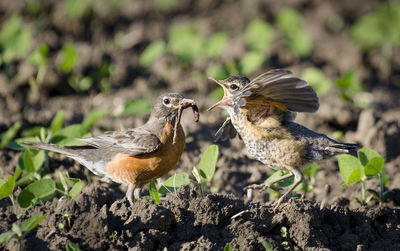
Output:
208,69,360,208
22,93,199,204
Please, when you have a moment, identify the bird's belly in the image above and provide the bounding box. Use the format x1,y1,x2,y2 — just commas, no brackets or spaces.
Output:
105,124,186,186
243,137,306,169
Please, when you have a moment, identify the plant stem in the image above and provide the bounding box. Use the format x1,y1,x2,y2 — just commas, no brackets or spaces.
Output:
10,195,19,218
361,180,366,205
379,174,384,203
198,183,204,197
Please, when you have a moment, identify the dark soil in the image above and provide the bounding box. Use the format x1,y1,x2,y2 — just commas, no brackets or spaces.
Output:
1,0,400,250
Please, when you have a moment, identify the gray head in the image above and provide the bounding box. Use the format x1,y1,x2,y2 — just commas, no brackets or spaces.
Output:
150,93,197,123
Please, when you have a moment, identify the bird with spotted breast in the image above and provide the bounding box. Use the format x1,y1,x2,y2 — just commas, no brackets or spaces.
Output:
208,69,360,208
22,93,199,204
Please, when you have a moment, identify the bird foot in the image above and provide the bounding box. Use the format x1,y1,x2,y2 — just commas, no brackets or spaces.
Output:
272,196,286,210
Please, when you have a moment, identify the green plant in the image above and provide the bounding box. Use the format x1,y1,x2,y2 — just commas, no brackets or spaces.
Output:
18,178,56,209
301,67,331,97
245,19,274,53
109,230,118,242
276,8,313,58
280,226,290,250
58,43,79,73
68,75,93,92
266,163,318,199
351,2,400,52
240,51,265,76
0,175,18,216
58,172,83,199
206,32,228,59
192,145,219,197
114,98,153,116
66,241,81,251
63,0,92,19
0,214,46,250
338,147,388,205
28,43,49,87
153,0,175,10
335,70,370,108
262,241,273,251
139,40,167,67
0,121,21,149
0,15,31,64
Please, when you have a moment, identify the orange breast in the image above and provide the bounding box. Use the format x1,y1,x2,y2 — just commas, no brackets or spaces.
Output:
105,122,186,187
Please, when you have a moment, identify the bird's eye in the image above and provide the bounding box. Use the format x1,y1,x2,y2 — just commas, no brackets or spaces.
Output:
163,98,170,105
230,84,239,90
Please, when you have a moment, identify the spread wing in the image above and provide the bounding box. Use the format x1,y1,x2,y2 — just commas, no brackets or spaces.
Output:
236,69,319,113
76,127,161,156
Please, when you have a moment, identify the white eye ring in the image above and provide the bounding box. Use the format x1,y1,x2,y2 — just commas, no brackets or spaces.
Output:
162,97,172,107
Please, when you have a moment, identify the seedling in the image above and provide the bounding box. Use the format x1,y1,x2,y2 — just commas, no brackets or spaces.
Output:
65,241,81,251
338,147,388,205
276,8,313,58
301,67,331,97
57,172,83,199
245,19,274,53
139,40,166,67
0,121,21,149
335,70,371,108
0,175,18,216
109,230,118,242
28,43,49,88
114,98,152,117
0,214,46,250
192,145,219,197
63,0,91,19
0,15,31,64
262,241,273,251
351,2,400,53
58,43,79,73
206,32,228,59
240,51,265,76
224,242,237,251
17,178,56,209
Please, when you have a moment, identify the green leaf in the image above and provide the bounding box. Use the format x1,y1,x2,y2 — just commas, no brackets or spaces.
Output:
280,226,288,238
58,43,79,73
301,67,331,97
21,126,47,138
208,87,225,101
364,157,384,176
0,175,15,199
18,179,56,209
63,0,91,19
0,231,15,244
66,241,81,251
67,178,83,199
50,110,65,133
276,8,302,34
287,29,312,57
240,51,265,76
28,44,48,67
206,64,228,81
149,181,161,204
51,124,89,145
82,109,107,129
159,173,190,194
19,214,46,232
22,149,35,173
303,162,318,176
338,154,363,185
0,121,21,149
262,241,273,251
198,145,219,181
139,40,166,67
266,170,293,188
15,173,36,187
33,150,45,172
206,32,228,58
0,15,31,63
358,148,382,166
68,76,92,92
168,24,205,62
224,243,233,251
245,19,274,53
121,98,152,116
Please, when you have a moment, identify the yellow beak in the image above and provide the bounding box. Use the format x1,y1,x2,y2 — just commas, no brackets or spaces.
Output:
207,77,230,111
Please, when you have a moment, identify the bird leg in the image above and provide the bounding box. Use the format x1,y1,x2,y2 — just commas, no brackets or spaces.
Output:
126,185,142,205
244,172,294,192
272,167,304,210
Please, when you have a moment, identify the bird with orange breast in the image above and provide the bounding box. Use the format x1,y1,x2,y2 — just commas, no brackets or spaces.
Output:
22,93,199,203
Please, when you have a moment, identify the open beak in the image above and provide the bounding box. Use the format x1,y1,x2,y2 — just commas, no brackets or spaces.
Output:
207,77,230,111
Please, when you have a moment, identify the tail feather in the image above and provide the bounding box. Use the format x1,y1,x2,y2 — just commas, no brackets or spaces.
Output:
20,142,78,156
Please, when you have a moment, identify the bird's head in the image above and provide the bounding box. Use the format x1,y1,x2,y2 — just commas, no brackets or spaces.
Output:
207,76,250,114
152,93,199,124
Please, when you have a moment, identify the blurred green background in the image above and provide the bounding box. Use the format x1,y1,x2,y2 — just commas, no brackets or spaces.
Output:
0,0,399,110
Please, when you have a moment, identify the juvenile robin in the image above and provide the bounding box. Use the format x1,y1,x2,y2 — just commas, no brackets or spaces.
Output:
208,69,360,208
22,93,199,203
